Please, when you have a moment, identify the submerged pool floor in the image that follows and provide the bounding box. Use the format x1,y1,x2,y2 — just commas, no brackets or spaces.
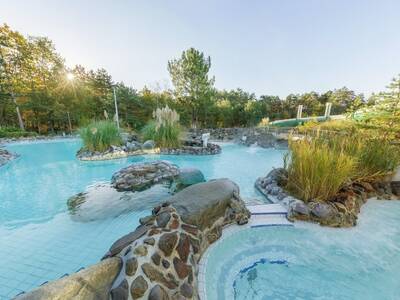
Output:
0,139,284,298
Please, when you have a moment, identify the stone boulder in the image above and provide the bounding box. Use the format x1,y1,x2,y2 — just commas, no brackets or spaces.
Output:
15,257,121,300
67,183,171,222
170,178,250,230
142,140,155,150
310,202,336,219
289,200,310,219
120,132,139,144
111,161,179,191
255,168,289,202
125,140,142,152
171,167,206,192
0,148,18,167
160,140,222,155
391,167,400,196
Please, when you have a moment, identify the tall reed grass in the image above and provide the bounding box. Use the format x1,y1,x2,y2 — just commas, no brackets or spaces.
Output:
141,106,181,148
79,121,122,152
285,138,355,202
285,131,400,202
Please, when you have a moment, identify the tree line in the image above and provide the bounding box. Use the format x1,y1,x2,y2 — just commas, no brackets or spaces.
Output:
0,23,381,133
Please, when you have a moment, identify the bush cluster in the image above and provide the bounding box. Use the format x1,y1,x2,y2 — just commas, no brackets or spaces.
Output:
0,126,38,138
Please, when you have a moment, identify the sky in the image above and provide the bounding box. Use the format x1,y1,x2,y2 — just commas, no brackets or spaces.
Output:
1,0,400,98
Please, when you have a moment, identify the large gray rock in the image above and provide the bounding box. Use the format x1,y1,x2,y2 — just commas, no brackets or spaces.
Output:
170,179,249,230
120,132,138,144
171,168,206,192
0,148,18,167
311,202,336,219
105,225,150,258
391,167,400,196
67,183,171,222
15,257,122,300
125,141,142,152
290,200,310,216
111,161,179,192
143,140,155,150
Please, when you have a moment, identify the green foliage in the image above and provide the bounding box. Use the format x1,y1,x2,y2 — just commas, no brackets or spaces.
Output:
0,126,37,138
168,48,215,127
285,127,400,202
141,106,181,148
356,138,400,180
1,23,398,135
141,121,157,142
79,121,122,152
285,138,355,202
286,120,400,201
298,119,358,134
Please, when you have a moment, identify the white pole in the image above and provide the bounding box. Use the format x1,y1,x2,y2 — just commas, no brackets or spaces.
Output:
324,102,332,118
296,105,303,119
67,111,72,134
113,86,120,130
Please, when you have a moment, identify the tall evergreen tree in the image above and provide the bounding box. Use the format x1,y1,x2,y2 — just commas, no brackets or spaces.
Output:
168,48,215,127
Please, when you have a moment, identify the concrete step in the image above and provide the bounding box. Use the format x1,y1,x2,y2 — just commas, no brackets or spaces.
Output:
249,214,293,228
247,203,287,216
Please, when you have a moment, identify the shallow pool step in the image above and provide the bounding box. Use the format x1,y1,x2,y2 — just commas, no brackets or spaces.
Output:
247,203,287,216
249,214,293,228
246,204,293,228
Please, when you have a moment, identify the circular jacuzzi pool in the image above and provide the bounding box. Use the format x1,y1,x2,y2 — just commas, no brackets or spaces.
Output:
202,200,400,300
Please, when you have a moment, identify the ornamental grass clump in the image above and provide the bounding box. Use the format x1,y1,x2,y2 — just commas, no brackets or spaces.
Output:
316,133,400,181
285,137,355,203
141,106,181,148
354,138,400,181
79,120,122,152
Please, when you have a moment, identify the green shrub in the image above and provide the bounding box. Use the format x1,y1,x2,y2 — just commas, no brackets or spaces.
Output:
355,138,400,180
141,106,181,148
313,133,400,180
285,138,355,202
0,126,38,138
79,121,122,152
141,121,157,142
285,129,400,202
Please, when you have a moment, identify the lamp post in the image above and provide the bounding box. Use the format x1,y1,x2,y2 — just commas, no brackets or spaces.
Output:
66,72,75,134
113,86,120,130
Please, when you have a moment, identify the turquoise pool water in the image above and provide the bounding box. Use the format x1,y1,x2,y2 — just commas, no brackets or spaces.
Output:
0,139,284,299
204,200,400,300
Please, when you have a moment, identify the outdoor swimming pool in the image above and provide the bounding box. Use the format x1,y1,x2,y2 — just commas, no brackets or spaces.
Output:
0,139,284,298
203,200,400,300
